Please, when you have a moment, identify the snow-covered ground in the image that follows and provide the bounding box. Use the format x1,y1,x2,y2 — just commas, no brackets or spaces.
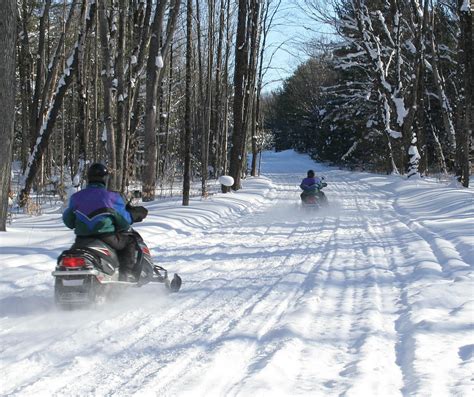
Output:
1,150,473,396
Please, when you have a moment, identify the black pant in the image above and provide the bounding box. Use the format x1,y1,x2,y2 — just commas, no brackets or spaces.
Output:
99,233,136,273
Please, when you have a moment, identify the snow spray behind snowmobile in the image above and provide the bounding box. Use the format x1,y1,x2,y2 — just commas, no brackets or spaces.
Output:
52,205,181,309
300,178,328,209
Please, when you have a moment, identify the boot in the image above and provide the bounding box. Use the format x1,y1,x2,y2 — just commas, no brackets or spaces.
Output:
119,269,137,282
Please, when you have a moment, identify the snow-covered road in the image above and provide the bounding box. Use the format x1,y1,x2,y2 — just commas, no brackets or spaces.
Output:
1,151,473,396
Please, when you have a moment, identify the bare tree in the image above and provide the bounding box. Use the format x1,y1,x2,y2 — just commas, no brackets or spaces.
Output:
19,0,97,206
456,0,472,187
220,0,232,176
251,0,280,176
18,0,34,171
0,0,17,230
229,0,262,189
30,1,52,150
183,0,193,205
429,10,455,168
229,0,249,190
98,0,118,189
212,0,226,176
201,0,215,197
143,0,182,201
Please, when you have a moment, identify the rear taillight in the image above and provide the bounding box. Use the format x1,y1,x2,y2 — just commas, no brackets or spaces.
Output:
62,257,86,268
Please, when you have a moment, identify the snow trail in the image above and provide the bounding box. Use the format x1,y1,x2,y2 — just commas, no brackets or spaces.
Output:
1,151,472,396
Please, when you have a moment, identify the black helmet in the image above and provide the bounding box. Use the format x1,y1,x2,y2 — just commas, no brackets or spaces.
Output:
307,169,315,178
87,163,109,184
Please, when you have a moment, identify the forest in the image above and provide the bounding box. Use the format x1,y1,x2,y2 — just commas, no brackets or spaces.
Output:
268,0,473,181
0,0,472,231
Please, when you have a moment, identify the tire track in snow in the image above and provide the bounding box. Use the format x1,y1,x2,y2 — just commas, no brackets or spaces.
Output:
227,220,339,396
4,294,199,396
390,210,471,276
152,277,303,384
242,231,347,394
315,178,403,396
330,175,421,395
345,175,473,396
245,219,355,394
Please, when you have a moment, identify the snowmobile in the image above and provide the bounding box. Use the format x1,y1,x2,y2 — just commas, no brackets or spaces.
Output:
300,180,328,209
52,206,181,309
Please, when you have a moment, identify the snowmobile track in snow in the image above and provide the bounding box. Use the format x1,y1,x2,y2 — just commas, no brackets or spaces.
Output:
1,152,472,396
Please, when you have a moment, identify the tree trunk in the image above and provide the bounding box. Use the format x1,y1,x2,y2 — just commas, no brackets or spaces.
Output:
30,0,51,151
229,0,248,190
250,1,270,177
195,0,205,168
19,1,33,171
143,0,181,201
77,8,90,174
183,0,193,206
430,20,456,163
201,0,215,196
0,0,16,231
250,98,258,176
98,0,117,189
161,46,174,178
115,0,128,192
425,102,448,175
93,5,100,162
122,0,153,189
457,1,472,187
221,0,231,176
235,0,260,181
212,0,225,176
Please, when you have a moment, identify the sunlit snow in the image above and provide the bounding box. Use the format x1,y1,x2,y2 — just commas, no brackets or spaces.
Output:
1,150,473,396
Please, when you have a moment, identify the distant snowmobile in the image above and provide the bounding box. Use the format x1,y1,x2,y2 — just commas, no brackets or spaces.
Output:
300,177,328,209
53,206,181,309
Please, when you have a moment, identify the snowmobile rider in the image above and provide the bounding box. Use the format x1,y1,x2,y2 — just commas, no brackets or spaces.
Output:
300,169,326,202
62,163,140,281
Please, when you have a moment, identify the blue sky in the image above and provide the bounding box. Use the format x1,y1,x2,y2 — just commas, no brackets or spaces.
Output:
261,0,336,93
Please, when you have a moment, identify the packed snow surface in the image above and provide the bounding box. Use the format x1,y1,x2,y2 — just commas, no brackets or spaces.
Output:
1,150,473,396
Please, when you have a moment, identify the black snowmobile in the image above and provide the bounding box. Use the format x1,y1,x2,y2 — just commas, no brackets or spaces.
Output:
53,206,181,309
300,179,328,209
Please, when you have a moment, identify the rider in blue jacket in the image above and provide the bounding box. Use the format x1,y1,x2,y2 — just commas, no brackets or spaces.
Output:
63,163,136,281
300,169,326,203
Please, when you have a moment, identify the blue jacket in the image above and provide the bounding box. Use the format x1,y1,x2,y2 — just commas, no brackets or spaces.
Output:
63,183,132,236
300,177,323,192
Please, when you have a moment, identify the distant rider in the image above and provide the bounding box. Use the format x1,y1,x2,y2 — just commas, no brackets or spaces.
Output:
300,169,326,203
62,163,137,281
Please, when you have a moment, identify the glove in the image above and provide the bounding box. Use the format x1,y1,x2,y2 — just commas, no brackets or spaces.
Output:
127,205,148,223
